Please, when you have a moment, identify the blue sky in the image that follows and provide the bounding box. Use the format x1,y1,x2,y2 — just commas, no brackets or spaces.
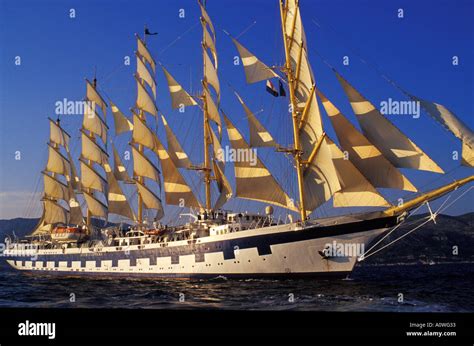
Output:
0,0,473,220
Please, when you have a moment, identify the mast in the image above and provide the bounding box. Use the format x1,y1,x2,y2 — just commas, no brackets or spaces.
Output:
86,77,98,227
279,0,306,220
383,175,474,216
136,30,146,224
199,0,219,211
202,70,212,210
133,29,161,222
201,9,212,211
81,75,109,227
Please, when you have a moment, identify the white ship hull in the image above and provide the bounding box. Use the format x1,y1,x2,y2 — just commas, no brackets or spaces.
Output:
4,215,396,278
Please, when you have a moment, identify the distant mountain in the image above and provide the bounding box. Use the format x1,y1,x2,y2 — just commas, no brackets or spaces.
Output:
0,213,473,264
0,218,38,239
363,212,474,265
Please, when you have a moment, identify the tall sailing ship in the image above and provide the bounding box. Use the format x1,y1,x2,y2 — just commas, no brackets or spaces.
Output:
3,0,473,278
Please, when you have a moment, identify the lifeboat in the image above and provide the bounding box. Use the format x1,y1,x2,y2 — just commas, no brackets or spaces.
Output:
143,229,164,236
51,226,87,243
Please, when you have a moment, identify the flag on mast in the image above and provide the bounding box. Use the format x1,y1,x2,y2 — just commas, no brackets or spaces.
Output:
266,80,278,97
144,26,157,36
278,80,286,97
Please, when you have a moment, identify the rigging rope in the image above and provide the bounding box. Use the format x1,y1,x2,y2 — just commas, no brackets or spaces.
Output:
359,216,433,261
309,16,460,148
359,185,473,261
159,21,200,55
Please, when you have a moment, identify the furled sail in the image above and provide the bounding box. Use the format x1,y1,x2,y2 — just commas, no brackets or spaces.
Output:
153,134,201,209
230,37,279,84
83,102,108,144
223,113,296,211
104,162,135,220
112,144,132,183
82,191,108,219
135,75,158,116
318,91,417,192
110,101,133,135
136,35,156,73
131,144,161,182
86,79,107,116
234,91,276,147
49,118,70,149
326,138,390,207
409,95,474,167
336,73,444,174
161,65,197,109
161,115,192,168
212,159,232,210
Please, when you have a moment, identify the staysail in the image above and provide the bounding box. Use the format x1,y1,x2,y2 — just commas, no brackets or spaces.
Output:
234,91,277,148
161,115,192,168
408,95,474,168
224,113,296,211
230,37,279,84
318,91,417,192
153,134,201,209
161,65,197,109
212,159,233,210
326,138,390,208
336,72,444,174
104,162,136,221
112,144,133,183
110,101,133,135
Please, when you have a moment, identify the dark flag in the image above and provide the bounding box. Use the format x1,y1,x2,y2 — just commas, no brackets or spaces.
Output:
266,80,279,97
145,27,158,36
278,80,286,97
